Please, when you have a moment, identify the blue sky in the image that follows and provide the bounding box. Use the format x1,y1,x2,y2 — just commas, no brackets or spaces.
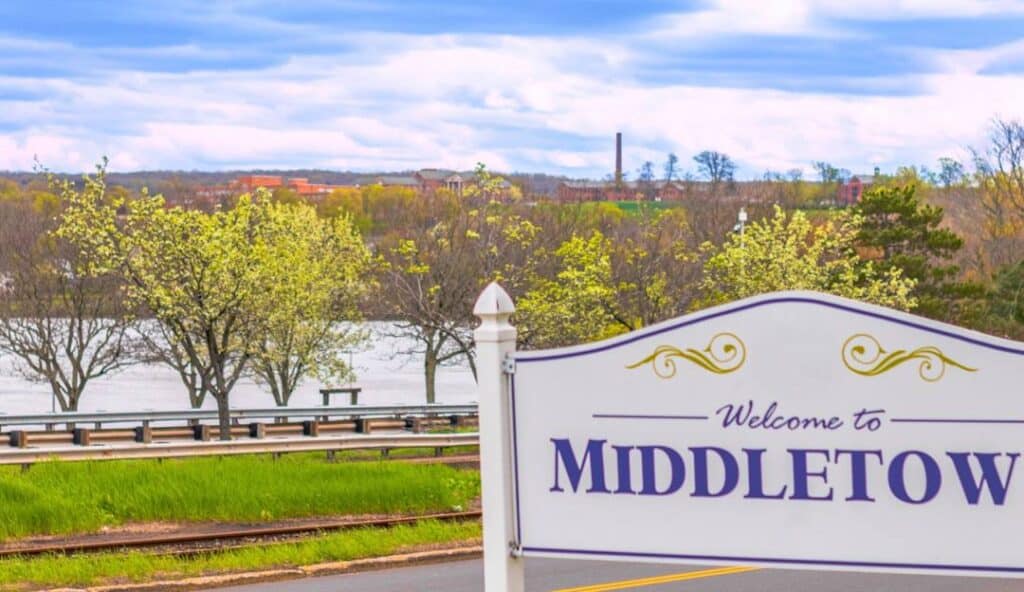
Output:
2,1,1024,178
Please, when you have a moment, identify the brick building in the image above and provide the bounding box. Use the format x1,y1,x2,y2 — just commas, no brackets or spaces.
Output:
199,168,512,203
836,174,876,206
232,175,335,196
414,169,467,194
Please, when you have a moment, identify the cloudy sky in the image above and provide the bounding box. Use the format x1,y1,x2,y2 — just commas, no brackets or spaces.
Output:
2,1,1024,178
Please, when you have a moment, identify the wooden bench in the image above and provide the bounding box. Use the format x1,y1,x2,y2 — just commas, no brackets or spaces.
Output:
319,386,362,406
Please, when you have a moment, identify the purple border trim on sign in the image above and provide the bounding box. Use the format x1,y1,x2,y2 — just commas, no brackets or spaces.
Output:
513,296,1024,364
507,295,1024,575
593,414,708,420
892,418,1024,424
522,546,1024,574
510,378,522,545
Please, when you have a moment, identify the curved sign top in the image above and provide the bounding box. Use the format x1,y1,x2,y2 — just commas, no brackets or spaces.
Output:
508,291,1024,577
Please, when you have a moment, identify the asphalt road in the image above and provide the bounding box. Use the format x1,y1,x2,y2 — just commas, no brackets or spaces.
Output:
214,558,1023,591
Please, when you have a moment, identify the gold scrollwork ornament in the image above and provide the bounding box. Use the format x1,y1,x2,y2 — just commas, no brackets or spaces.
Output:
626,332,746,378
841,333,976,382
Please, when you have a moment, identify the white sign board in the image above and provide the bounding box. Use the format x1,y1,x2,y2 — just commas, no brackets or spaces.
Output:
507,291,1024,577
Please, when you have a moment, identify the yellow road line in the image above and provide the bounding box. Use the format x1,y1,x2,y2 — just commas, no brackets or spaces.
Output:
552,565,759,592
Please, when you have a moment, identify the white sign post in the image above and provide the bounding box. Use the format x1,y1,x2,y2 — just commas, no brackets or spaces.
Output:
474,283,525,592
476,286,1024,584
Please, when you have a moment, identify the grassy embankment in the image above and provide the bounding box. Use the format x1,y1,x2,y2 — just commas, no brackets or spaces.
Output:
0,453,480,540
0,519,482,589
0,454,481,589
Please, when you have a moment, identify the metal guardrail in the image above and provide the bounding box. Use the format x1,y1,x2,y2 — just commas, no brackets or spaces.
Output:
0,432,480,465
0,404,479,429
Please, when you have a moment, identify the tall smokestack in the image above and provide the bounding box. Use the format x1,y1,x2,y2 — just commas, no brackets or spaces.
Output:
615,132,623,186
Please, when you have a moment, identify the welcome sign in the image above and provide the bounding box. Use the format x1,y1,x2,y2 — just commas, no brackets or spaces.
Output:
505,291,1024,577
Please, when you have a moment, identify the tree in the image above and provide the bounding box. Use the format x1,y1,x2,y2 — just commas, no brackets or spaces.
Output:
376,196,536,402
853,185,978,322
814,162,841,184
516,208,700,348
698,206,917,310
464,163,521,204
970,118,1024,270
694,151,736,186
937,158,966,188
516,232,623,349
58,180,292,439
636,161,657,201
0,170,136,411
137,320,209,408
248,203,371,406
608,208,699,329
664,153,679,183
986,259,1024,338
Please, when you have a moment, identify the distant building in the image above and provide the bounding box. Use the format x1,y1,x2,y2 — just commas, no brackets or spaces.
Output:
836,171,878,206
414,169,467,194
369,175,417,188
196,175,349,203
198,168,514,204
556,180,608,202
555,180,687,203
233,175,336,196
233,175,284,192
366,169,513,200
554,132,697,203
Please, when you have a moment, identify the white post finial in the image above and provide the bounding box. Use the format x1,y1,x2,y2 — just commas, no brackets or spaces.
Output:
474,281,524,592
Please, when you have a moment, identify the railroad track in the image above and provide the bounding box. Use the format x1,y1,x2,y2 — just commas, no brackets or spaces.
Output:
0,511,482,559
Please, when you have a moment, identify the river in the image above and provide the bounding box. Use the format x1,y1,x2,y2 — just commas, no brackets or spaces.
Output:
0,323,477,414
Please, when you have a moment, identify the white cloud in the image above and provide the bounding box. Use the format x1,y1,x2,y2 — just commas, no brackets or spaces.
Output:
1,25,1023,177
653,1,822,40
650,0,1024,42
814,0,1024,19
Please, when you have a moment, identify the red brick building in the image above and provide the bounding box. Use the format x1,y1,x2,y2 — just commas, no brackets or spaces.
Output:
233,175,284,192
836,175,873,206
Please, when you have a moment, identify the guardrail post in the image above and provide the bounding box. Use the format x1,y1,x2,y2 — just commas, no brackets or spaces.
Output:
10,431,27,448
355,418,372,434
135,426,152,444
408,417,424,433
193,425,211,441
73,428,91,446
302,420,319,437
249,423,266,439
474,282,524,592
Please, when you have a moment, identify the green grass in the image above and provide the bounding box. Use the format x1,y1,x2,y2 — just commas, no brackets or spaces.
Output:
335,445,478,460
0,519,481,589
0,455,480,540
610,200,681,215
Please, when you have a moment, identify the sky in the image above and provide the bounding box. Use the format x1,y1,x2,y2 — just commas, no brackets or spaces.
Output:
2,1,1024,179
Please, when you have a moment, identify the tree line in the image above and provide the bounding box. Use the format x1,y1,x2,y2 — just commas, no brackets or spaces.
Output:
0,120,1023,436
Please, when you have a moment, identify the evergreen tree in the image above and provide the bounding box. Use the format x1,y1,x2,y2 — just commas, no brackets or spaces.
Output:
987,260,1024,337
854,185,980,321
